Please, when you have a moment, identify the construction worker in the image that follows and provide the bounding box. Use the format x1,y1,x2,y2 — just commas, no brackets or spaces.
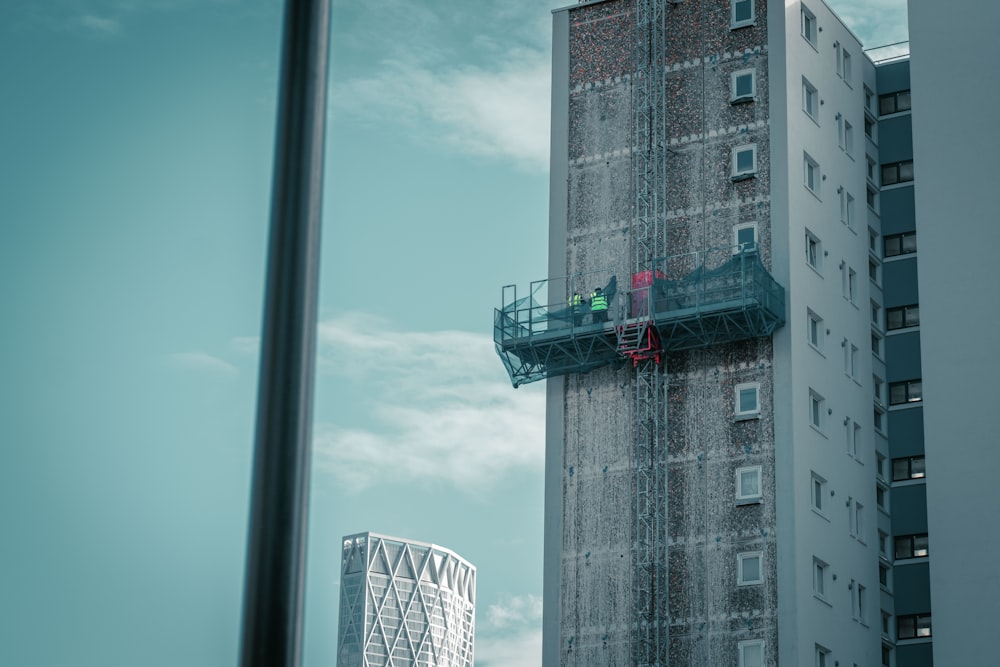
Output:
569,292,585,326
590,286,608,324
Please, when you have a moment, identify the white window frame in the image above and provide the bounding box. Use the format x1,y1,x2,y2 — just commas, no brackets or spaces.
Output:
735,382,761,417
807,308,824,352
805,229,822,271
844,120,855,156
731,0,755,29
731,68,756,102
802,78,819,121
809,388,825,431
848,268,857,304
737,551,764,586
738,639,764,667
804,152,821,195
732,144,758,178
801,4,818,47
811,471,827,514
733,221,758,254
816,644,831,667
842,49,853,85
813,557,828,598
736,465,763,502
845,192,855,228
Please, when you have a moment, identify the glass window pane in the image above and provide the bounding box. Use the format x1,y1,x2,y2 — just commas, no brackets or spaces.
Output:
908,380,922,402
735,0,752,23
881,164,897,185
879,95,895,115
894,536,912,559
889,383,907,405
913,535,929,557
893,458,910,481
898,616,915,639
740,469,759,496
887,309,903,330
742,643,762,667
899,161,914,182
911,456,926,478
902,233,917,253
916,615,931,636
740,387,758,412
897,91,912,112
737,149,754,173
736,73,753,97
737,226,756,247
813,479,822,509
904,305,920,327
742,555,761,582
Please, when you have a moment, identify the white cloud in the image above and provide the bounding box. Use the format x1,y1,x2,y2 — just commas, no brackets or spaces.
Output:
487,593,543,629
476,629,542,667
313,312,545,492
168,351,239,375
333,53,551,171
79,14,120,34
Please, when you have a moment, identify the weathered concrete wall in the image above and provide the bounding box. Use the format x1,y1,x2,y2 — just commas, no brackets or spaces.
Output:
555,1,778,665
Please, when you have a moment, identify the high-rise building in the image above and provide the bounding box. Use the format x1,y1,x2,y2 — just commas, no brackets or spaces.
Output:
337,532,476,667
493,0,998,666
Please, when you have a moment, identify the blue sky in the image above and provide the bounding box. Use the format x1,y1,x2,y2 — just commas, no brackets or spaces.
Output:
0,1,906,665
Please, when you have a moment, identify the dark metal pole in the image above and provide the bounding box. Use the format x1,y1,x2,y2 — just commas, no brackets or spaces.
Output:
239,1,330,666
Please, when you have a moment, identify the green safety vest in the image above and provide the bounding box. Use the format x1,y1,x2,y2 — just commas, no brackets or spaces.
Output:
590,292,608,311
569,294,583,308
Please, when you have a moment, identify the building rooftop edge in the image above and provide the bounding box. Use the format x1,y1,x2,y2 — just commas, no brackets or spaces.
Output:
342,531,476,569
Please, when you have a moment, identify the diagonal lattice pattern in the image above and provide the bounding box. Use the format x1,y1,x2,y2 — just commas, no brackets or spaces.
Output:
337,532,475,667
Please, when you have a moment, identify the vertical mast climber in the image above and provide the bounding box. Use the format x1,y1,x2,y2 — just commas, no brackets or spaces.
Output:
631,1,668,665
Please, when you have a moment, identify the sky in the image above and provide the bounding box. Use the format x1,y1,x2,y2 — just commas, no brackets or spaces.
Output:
0,1,907,665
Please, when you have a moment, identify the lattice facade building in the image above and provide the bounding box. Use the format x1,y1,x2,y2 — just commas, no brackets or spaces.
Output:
337,532,475,667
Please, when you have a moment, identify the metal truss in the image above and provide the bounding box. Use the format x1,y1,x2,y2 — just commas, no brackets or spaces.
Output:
632,0,669,664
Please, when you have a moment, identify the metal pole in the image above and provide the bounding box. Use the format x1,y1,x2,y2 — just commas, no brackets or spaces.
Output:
239,1,330,666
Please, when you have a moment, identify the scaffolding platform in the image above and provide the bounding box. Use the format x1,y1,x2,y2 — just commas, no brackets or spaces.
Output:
494,248,785,387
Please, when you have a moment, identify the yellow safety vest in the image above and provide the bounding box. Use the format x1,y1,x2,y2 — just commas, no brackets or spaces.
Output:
590,292,608,311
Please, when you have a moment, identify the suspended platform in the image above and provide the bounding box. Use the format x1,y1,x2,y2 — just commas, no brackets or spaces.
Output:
494,248,785,387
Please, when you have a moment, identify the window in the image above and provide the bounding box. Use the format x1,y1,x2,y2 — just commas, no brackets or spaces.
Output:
732,69,756,102
879,89,912,116
864,115,875,141
847,268,857,304
801,5,817,46
895,533,929,559
733,144,758,179
855,583,867,623
866,186,877,211
735,382,761,417
809,389,825,430
871,332,882,357
884,232,916,257
864,86,874,112
869,258,879,282
855,502,864,541
815,644,830,667
889,379,922,405
736,465,762,502
886,304,919,330
882,160,914,185
732,0,755,28
811,472,827,513
804,153,820,194
805,229,822,270
874,376,885,406
842,50,852,84
738,551,763,585
844,120,854,155
892,455,926,481
882,644,892,667
869,228,879,253
734,222,758,253
879,562,890,589
738,639,764,667
873,405,885,433
876,452,887,479
876,484,888,510
897,613,932,639
866,157,877,184
853,422,861,457
807,309,824,351
878,530,888,557
802,78,819,120
813,557,827,597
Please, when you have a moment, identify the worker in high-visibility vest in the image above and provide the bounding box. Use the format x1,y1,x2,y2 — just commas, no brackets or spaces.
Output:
590,287,608,324
569,292,585,326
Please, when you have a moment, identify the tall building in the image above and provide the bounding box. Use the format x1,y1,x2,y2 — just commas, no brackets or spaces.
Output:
494,0,998,665
337,532,476,667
